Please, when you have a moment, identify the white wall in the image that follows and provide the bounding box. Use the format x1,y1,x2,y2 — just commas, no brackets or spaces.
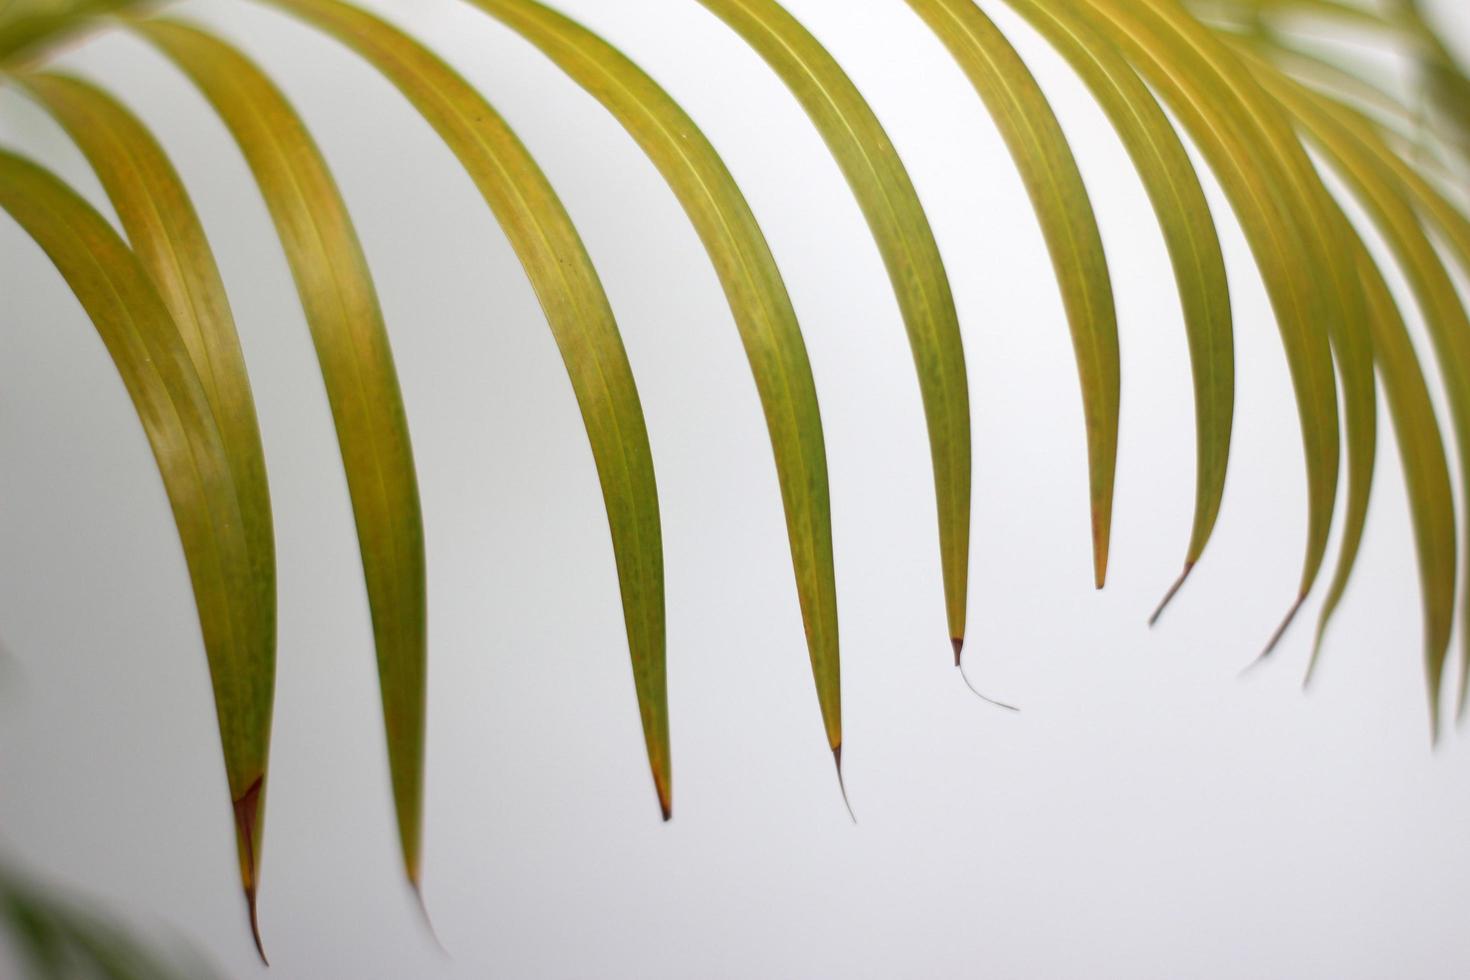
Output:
2,1,1468,977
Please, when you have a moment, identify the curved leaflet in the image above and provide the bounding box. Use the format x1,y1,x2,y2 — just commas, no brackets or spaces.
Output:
0,149,271,957
130,17,431,887
255,0,673,816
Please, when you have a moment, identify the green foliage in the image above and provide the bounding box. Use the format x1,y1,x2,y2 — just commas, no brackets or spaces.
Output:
1,0,1467,965
0,865,219,980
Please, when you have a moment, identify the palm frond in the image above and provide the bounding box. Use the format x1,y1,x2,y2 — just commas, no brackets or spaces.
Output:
4,0,1470,964
1081,0,1352,649
128,19,431,928
251,0,675,827
1257,55,1470,712
691,0,973,680
1003,0,1234,614
0,145,271,958
0,0,143,64
463,0,844,779
912,0,1121,590
1,864,220,980
12,71,277,949
1195,0,1470,170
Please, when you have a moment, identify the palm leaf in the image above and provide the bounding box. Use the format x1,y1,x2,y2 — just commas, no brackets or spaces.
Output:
0,147,269,952
5,0,1470,962
1131,1,1376,665
1341,226,1456,721
691,0,976,671
1,863,220,980
1199,0,1470,166
254,0,672,818
127,17,431,901
1252,61,1470,723
1230,32,1468,189
461,0,846,777
999,0,1234,615
0,0,140,64
908,0,1121,590
9,67,277,957
1077,0,1351,653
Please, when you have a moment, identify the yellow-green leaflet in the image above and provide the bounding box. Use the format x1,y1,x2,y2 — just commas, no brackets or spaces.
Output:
1311,92,1470,294
130,18,431,882
259,0,671,816
1191,0,1404,34
1341,223,1455,722
0,0,137,65
0,149,271,951
1078,0,1343,647
905,0,1120,589
1115,3,1372,660
691,0,974,656
1001,0,1233,607
465,0,842,761
1262,73,1470,725
11,69,276,954
1249,40,1469,190
1213,0,1470,169
1243,35,1430,136
1152,22,1374,662
1256,0,1470,153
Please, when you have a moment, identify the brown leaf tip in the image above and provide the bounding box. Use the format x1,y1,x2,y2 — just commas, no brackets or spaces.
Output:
232,777,264,874
952,637,963,667
1257,594,1308,664
654,771,672,823
833,745,856,825
1242,594,1309,678
246,888,267,967
232,776,267,966
1149,562,1196,628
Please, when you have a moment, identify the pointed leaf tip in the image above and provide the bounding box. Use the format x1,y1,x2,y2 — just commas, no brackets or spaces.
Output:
958,659,1021,713
690,0,964,690
232,775,266,964
246,888,267,967
412,885,447,957
1149,563,1196,627
907,0,1119,607
1259,595,1308,664
833,745,856,824
654,771,672,823
1244,596,1309,678
951,637,963,667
